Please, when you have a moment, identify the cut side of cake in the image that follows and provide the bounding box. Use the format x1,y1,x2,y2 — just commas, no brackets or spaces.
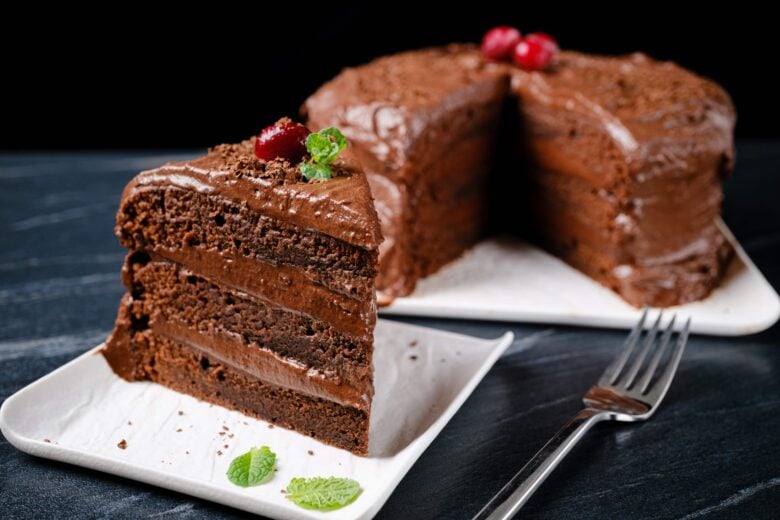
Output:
103,135,382,455
304,45,508,300
304,45,736,308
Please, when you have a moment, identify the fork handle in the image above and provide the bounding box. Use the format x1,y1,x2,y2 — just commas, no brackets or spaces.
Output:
473,408,605,520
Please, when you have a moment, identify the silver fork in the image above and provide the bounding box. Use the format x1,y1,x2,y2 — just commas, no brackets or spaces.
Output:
474,309,691,520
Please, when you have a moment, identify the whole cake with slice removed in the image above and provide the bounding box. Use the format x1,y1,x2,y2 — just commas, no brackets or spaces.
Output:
305,40,736,308
103,120,382,455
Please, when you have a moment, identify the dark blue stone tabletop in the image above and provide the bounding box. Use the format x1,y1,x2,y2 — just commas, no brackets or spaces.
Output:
1,143,779,519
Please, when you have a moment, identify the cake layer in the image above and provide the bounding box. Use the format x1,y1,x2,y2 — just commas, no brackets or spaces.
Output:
118,186,377,302
127,141,382,250
122,256,373,408
305,45,508,298
104,304,369,454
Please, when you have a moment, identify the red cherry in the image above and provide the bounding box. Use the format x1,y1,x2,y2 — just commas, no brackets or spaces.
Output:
513,33,559,71
481,26,522,61
254,118,310,162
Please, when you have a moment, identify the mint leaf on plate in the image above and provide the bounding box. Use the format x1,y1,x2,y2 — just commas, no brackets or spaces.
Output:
285,476,361,511
226,446,276,487
300,162,333,181
305,127,347,165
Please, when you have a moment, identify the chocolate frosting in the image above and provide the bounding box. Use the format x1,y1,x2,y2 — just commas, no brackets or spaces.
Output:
304,44,507,180
123,139,382,250
511,51,735,183
511,52,736,306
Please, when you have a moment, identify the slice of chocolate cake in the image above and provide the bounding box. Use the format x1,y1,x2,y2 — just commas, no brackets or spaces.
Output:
103,124,382,455
304,44,508,300
511,52,736,307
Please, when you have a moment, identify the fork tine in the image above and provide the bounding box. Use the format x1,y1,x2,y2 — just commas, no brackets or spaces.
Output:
637,314,676,394
600,307,648,386
645,317,690,403
622,311,663,389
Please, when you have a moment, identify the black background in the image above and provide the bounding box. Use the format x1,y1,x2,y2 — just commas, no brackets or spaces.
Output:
3,5,777,150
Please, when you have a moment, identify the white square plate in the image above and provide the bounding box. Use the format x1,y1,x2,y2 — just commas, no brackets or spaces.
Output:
0,320,513,520
381,221,780,336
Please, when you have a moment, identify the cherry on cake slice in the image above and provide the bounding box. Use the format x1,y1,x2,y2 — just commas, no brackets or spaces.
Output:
102,119,382,455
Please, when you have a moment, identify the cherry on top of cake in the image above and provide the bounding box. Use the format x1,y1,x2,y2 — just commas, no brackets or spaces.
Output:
511,52,736,149
123,119,382,250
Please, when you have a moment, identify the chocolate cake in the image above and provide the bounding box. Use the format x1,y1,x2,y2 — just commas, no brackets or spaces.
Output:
304,45,508,300
512,52,735,307
304,45,736,307
103,136,382,455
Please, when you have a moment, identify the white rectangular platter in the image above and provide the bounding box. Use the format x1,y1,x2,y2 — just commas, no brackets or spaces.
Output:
381,221,779,336
0,320,513,520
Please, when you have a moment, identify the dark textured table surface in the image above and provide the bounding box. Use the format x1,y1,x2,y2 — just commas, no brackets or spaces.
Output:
1,143,779,519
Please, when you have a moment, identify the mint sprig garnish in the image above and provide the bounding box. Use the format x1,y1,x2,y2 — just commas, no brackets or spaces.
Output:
285,476,361,511
226,446,276,487
300,162,334,182
300,127,348,181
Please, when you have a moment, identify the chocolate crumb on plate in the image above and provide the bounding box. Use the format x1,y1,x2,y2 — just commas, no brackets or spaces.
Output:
409,340,418,347
307,450,314,456
176,428,182,433
178,411,184,416
410,355,418,361
43,438,51,443
117,439,128,450
217,450,223,456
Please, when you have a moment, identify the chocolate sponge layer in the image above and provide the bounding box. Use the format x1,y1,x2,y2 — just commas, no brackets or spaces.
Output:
117,186,377,300
122,254,373,405
104,300,369,455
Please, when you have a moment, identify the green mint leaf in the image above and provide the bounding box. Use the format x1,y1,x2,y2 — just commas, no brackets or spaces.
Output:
285,477,361,511
226,446,276,487
305,127,348,165
300,162,333,181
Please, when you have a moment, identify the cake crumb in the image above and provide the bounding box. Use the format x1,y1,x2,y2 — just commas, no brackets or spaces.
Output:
43,438,51,443
178,411,184,416
222,425,230,431
127,421,133,426
307,450,314,456
281,489,287,494
218,431,226,436
228,433,234,439
185,451,190,455
217,450,223,456
224,444,229,449
117,439,128,450
268,424,274,429
410,355,418,361
409,340,418,347
176,428,182,433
